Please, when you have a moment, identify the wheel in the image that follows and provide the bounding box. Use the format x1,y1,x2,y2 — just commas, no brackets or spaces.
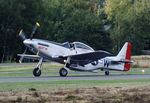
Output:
105,71,109,76
59,68,68,77
33,67,41,77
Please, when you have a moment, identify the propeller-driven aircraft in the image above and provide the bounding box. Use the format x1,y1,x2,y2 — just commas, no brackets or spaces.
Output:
18,22,132,77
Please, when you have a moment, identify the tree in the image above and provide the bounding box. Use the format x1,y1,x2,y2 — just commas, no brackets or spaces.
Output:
0,0,45,62
41,0,112,51
0,0,113,62
105,0,150,54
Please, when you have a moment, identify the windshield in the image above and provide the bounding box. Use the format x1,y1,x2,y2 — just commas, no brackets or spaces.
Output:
61,42,70,48
73,42,94,51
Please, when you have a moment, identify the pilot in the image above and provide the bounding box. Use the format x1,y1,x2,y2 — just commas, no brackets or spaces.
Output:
70,43,75,50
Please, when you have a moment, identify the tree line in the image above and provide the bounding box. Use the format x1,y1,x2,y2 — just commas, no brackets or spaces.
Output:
0,0,149,62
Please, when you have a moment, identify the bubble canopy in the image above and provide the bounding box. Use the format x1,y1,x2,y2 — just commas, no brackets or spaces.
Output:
72,42,94,51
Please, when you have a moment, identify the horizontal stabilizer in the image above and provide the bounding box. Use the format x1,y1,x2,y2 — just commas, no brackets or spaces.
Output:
110,60,133,65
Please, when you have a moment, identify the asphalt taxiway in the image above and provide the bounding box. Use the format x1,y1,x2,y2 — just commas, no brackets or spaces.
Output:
0,74,150,83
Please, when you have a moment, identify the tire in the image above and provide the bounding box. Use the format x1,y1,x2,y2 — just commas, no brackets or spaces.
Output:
105,71,109,76
59,68,68,77
33,68,41,77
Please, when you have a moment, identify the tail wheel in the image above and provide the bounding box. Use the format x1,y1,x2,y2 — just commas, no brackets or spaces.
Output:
59,68,68,77
33,68,41,77
105,71,109,76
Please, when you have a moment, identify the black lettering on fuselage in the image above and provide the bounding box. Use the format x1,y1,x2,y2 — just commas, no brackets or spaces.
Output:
104,59,109,67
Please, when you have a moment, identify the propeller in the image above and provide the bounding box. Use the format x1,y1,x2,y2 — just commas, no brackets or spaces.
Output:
19,29,26,41
30,22,40,40
18,22,40,63
19,47,27,63
19,22,40,40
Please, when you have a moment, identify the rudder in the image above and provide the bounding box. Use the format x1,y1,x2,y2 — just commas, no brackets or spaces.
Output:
124,42,132,71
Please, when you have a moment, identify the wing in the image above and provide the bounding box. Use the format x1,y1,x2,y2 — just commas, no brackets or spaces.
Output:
64,50,112,66
17,54,40,60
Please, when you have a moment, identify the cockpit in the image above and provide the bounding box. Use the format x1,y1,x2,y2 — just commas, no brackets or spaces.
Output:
61,42,71,48
73,42,94,51
61,42,94,51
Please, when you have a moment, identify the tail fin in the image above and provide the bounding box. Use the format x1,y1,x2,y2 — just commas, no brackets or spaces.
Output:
117,42,132,71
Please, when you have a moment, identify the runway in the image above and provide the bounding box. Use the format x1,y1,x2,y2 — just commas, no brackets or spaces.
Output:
0,74,150,83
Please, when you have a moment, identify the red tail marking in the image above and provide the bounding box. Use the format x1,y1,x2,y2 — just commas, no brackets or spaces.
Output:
124,42,132,71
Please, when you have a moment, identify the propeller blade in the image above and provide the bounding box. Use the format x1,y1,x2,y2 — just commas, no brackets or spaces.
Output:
19,47,28,63
19,29,26,40
30,22,40,40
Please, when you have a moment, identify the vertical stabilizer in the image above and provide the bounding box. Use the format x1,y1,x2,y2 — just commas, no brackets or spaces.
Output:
117,42,132,71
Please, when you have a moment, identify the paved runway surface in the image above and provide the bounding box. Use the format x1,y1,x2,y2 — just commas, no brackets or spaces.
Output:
0,74,150,83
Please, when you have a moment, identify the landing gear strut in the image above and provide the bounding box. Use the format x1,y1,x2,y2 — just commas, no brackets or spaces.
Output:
59,57,70,77
105,71,109,76
59,68,68,77
33,57,43,77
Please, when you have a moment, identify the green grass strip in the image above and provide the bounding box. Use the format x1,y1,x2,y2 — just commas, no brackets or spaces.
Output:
0,79,149,91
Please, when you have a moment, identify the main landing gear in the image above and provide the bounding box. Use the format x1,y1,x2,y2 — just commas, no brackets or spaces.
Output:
33,57,43,77
59,68,68,77
59,57,70,77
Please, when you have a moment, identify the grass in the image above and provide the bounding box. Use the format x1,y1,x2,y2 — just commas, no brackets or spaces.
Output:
0,63,150,91
0,63,150,77
0,79,150,91
0,63,63,77
0,62,149,102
